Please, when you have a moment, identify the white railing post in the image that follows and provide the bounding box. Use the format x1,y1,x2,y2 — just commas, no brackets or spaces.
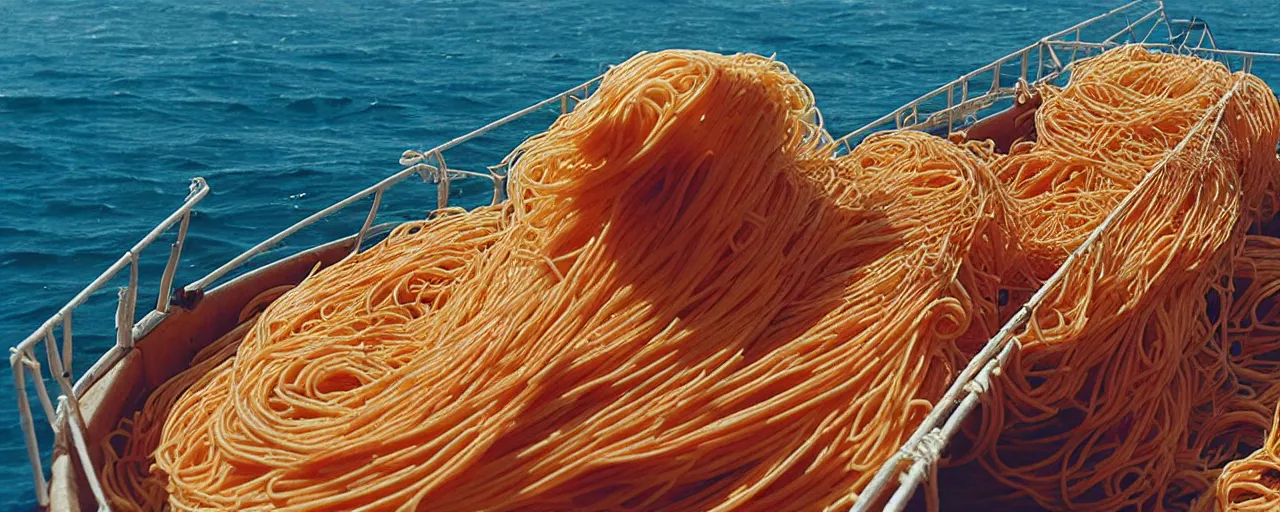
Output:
60,313,73,376
946,84,955,133
1037,44,1045,80
115,285,133,350
1020,50,1030,82
17,350,58,430
59,395,109,507
155,210,191,314
8,63,608,512
352,189,385,256
433,150,451,211
10,355,49,507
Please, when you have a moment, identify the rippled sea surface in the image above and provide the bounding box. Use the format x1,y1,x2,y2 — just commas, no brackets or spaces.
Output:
2,0,1278,508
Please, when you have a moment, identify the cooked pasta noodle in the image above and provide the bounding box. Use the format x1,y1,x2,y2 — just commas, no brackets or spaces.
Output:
98,45,1280,512
144,50,1011,511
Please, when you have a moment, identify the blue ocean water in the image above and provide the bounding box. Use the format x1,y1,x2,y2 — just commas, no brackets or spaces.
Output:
1,0,1277,509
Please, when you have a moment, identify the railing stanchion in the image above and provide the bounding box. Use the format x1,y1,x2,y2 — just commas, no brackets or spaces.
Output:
156,210,191,313
11,358,49,507
352,189,385,256
61,313,72,376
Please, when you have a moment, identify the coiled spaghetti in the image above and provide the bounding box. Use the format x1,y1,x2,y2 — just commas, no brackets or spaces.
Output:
947,47,1280,511
143,50,1011,511
98,45,1280,512
1206,234,1280,512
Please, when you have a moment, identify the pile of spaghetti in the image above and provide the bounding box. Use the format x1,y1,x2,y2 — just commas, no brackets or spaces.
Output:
941,46,1280,511
103,50,1016,511
1206,235,1280,512
95,46,1280,512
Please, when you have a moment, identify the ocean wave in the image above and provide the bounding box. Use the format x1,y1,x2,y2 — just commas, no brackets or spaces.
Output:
171,98,263,114
1,0,1276,509
0,140,36,156
0,95,106,112
283,95,355,114
29,69,101,79
155,155,213,170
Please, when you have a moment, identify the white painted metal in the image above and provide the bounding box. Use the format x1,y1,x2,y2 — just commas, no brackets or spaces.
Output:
9,2,1278,509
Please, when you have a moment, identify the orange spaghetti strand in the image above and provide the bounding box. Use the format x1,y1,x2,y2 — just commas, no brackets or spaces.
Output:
149,50,1010,511
947,46,1280,511
1208,236,1280,512
104,45,1280,512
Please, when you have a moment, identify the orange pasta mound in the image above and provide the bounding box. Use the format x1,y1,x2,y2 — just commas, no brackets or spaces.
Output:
138,50,1012,511
97,45,1280,512
941,46,1280,511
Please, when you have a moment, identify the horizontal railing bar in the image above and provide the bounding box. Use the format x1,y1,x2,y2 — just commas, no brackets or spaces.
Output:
1046,40,1280,60
857,75,1244,512
127,178,211,257
77,224,393,394
914,91,1016,128
834,46,1041,147
838,2,1195,150
9,254,124,363
186,77,607,293
409,163,494,182
118,220,399,360
838,39,1280,150
183,167,420,292
10,179,210,363
432,77,603,155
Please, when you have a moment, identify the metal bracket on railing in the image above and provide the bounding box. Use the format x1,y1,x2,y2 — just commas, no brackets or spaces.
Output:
399,149,425,167
407,150,452,211
569,81,594,110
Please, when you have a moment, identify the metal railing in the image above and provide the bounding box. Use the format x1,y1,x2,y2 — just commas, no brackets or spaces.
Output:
8,76,604,510
183,76,603,294
843,2,1280,510
10,1,1280,510
10,178,208,510
829,0,1257,153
